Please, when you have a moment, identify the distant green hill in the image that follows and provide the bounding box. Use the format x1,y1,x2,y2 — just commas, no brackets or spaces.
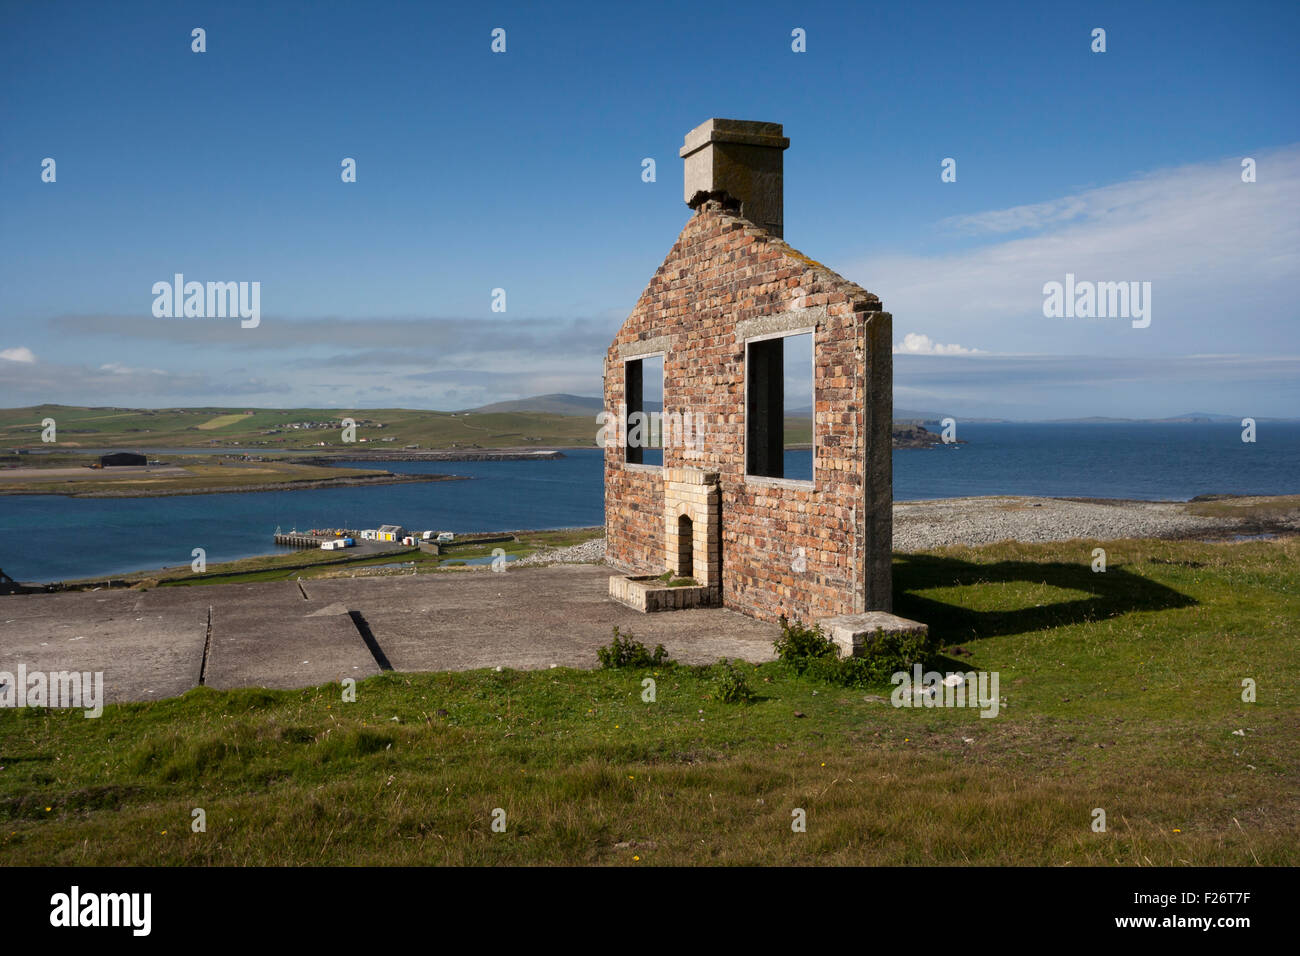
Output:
0,405,599,451
465,393,604,416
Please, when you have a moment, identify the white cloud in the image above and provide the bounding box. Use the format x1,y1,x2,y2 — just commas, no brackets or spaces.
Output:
31,314,616,410
0,355,280,405
894,333,982,355
0,346,36,363
941,197,1090,236
854,144,1300,357
99,362,168,376
892,352,1300,419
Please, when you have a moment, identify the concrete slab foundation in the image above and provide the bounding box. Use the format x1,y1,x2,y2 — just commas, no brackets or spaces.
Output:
0,565,779,704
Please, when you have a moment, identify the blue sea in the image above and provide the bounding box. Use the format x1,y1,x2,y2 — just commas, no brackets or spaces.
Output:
2,423,1297,583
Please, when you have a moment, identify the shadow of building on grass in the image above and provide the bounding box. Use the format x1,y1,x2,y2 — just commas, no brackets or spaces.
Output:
892,553,1197,646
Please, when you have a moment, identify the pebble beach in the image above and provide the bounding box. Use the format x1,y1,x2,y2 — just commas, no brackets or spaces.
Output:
515,495,1297,565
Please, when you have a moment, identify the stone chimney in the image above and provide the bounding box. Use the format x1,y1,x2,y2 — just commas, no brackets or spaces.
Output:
680,118,790,237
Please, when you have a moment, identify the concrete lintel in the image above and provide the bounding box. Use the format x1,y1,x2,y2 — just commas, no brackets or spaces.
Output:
618,335,671,359
737,307,825,343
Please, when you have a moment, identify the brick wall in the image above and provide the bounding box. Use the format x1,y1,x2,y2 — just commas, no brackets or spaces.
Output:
604,200,893,624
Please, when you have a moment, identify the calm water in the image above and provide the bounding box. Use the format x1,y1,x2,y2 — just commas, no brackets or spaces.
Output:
3,423,1297,582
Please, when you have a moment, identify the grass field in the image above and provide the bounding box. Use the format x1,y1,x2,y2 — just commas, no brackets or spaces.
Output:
0,455,404,497
0,405,818,453
77,528,606,588
1,536,1295,865
195,413,254,430
0,405,600,451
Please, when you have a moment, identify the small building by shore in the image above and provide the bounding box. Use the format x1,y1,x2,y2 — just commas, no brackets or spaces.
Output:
100,452,146,467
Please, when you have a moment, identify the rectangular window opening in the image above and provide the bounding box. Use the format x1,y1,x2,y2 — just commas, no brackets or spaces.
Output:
746,331,813,481
624,354,663,467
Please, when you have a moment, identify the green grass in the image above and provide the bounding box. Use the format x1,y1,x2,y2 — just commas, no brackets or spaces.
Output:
656,571,699,587
59,528,606,588
0,453,398,497
1,536,1296,865
0,404,600,451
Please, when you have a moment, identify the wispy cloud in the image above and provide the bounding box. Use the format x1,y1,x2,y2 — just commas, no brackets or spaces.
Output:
46,315,616,355
855,144,1300,358
0,355,285,405
11,147,1299,418
894,352,1300,419
941,197,1090,236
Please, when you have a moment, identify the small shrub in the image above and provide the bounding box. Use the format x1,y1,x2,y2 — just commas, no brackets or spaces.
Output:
775,615,933,687
849,625,934,685
712,659,756,704
597,626,672,669
773,616,838,673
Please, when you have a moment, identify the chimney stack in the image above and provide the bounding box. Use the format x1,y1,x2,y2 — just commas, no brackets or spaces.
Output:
680,118,790,237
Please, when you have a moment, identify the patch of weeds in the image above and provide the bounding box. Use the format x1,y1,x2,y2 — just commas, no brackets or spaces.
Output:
597,627,673,669
773,616,838,670
711,659,756,704
774,616,935,687
656,571,698,588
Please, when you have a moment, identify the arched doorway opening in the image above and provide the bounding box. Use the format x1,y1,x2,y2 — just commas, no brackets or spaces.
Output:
677,513,694,579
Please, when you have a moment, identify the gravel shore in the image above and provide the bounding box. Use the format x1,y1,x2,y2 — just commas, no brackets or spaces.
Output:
513,537,609,566
516,495,1287,565
891,496,1242,551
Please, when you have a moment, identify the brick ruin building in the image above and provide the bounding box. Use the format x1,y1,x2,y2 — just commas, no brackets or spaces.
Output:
604,119,922,651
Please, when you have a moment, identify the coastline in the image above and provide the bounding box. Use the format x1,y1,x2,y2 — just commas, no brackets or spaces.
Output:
11,496,1296,590
292,449,568,463
0,472,465,499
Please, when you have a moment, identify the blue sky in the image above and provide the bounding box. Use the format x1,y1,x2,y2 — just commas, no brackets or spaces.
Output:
1,0,1297,418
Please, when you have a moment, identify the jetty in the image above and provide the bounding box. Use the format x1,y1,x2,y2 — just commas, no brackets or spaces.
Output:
290,449,567,464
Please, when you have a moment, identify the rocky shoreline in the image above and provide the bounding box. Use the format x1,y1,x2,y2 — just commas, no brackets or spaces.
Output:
892,496,1256,550
513,495,1299,565
892,424,963,448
